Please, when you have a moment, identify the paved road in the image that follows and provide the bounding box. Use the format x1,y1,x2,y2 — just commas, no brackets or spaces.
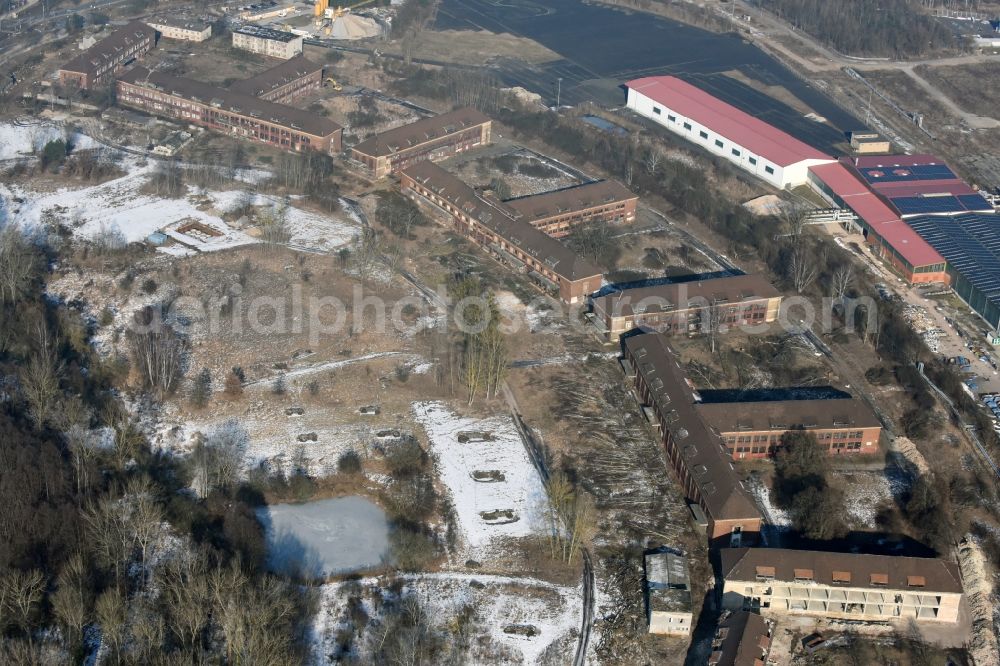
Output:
730,0,1000,127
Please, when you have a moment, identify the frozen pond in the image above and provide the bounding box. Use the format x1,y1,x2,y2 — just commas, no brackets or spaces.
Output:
256,496,390,578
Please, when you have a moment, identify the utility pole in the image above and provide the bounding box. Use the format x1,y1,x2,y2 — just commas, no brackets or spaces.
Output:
556,77,562,109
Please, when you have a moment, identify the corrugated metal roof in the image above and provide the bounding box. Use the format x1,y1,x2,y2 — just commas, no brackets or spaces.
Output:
626,76,833,167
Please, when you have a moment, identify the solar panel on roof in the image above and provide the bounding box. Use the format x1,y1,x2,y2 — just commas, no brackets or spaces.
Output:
893,196,966,215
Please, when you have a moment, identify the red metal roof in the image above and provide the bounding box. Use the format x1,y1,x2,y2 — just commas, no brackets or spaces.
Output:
626,76,833,167
809,162,870,197
808,163,944,268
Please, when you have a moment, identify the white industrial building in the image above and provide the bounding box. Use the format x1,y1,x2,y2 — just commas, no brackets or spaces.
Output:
625,76,835,189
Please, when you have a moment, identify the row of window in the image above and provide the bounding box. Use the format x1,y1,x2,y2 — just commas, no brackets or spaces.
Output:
651,105,776,176
408,183,563,286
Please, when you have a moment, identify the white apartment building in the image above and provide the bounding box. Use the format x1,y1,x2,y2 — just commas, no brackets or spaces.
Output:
232,25,303,59
625,76,835,189
145,18,212,42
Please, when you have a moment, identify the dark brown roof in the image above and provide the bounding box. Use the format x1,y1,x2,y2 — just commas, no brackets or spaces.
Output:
229,55,322,98
400,161,602,282
709,611,772,666
60,20,155,77
118,67,342,139
720,548,964,594
353,107,491,158
591,274,781,319
506,180,636,222
622,333,761,523
695,398,881,434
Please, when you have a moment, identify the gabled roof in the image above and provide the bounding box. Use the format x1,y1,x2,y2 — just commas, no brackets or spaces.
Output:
229,55,323,98
400,161,602,282
709,611,772,666
505,179,636,222
695,397,881,434
626,76,833,168
60,20,155,77
622,333,761,523
353,107,492,158
118,67,342,138
591,274,780,319
720,547,963,594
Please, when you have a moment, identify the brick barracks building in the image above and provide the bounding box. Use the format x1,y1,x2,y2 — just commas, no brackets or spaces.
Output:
505,180,637,237
622,333,763,545
351,108,492,178
400,161,603,304
229,55,323,104
696,397,882,460
58,20,156,90
590,274,782,340
117,67,342,154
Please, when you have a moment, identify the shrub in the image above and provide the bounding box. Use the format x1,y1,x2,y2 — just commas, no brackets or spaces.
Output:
99,307,114,326
272,374,287,396
307,380,320,396
190,368,212,408
385,438,427,478
337,449,363,475
389,521,438,571
141,278,157,294
224,370,243,397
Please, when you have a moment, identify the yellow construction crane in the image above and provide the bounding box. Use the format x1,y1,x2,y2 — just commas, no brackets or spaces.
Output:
330,0,376,19
324,77,342,91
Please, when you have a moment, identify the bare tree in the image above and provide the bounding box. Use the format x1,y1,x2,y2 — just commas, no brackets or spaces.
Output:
127,306,184,396
701,301,724,354
125,477,163,574
832,264,855,302
19,328,63,429
0,226,38,303
789,245,819,293
51,553,91,649
643,147,662,176
0,570,45,651
159,552,212,651
95,587,126,657
83,498,131,583
258,200,291,250
191,419,248,496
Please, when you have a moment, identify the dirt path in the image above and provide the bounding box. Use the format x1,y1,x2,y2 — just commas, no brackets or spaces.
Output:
899,65,1000,129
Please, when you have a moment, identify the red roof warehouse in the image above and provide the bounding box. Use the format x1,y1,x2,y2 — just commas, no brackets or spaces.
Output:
625,76,834,188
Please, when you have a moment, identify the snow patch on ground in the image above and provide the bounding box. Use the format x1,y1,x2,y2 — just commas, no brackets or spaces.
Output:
840,469,907,528
0,120,97,160
311,573,580,665
1,153,358,254
412,402,547,561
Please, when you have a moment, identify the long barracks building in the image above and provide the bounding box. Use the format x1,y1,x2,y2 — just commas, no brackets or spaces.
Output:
622,333,763,545
58,20,156,90
229,55,323,104
505,180,637,237
695,396,882,460
590,274,782,340
351,108,492,178
400,161,603,304
117,67,342,154
721,548,963,624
